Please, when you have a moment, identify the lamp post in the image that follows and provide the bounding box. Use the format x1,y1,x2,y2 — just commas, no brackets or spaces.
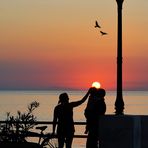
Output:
115,0,124,115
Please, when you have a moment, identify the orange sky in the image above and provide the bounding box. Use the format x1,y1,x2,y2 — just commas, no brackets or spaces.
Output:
0,0,148,90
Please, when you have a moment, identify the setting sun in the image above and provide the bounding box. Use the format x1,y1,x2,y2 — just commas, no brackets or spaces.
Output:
92,82,101,89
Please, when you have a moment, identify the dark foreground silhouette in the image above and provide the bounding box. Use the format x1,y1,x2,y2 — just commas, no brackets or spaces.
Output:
84,87,106,148
0,142,42,148
52,88,91,148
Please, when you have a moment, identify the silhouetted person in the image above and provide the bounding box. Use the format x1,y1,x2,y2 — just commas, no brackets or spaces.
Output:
52,88,91,148
84,87,106,148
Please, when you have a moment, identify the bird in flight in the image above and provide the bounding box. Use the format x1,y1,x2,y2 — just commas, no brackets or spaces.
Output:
95,21,101,28
100,31,108,36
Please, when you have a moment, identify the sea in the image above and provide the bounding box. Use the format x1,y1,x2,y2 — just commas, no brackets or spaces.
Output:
0,90,148,147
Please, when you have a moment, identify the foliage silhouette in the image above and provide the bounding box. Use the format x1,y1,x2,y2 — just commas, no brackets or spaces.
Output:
0,101,39,142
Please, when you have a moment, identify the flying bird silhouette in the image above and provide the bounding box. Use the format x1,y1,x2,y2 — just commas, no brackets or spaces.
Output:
100,31,108,36
95,21,101,28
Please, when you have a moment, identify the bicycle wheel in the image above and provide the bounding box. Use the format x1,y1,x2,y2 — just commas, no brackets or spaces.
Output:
41,134,58,148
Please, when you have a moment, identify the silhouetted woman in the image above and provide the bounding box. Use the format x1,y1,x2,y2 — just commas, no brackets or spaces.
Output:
52,89,91,148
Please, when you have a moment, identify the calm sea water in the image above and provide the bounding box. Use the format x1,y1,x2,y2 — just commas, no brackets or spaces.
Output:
0,90,148,147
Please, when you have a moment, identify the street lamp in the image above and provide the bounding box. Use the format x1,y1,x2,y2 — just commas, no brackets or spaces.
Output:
115,0,124,115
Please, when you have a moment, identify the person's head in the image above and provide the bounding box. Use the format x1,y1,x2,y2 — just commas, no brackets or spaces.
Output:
58,93,69,104
89,87,98,97
97,88,106,98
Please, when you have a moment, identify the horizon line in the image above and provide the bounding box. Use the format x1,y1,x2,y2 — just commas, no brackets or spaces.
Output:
0,88,148,91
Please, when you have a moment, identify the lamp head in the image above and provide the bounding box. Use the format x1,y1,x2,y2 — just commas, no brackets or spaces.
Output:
116,0,124,8
116,0,124,2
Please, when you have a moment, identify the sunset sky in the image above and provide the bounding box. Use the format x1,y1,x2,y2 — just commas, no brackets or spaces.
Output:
0,0,148,90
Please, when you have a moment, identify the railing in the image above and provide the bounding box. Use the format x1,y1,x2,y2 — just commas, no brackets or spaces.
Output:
0,121,87,138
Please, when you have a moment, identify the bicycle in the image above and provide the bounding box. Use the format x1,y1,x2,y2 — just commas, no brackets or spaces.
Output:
0,124,58,148
34,125,58,148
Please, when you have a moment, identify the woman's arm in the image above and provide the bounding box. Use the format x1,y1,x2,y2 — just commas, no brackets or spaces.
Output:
71,88,91,108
